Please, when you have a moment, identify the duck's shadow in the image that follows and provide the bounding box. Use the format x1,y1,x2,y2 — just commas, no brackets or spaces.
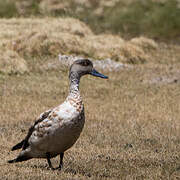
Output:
29,163,92,177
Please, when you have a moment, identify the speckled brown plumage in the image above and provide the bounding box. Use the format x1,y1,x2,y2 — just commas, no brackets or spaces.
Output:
8,59,108,170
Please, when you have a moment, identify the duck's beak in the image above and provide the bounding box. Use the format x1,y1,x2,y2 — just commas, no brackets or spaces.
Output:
90,69,108,79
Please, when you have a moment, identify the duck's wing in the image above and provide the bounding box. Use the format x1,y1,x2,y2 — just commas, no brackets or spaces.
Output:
11,109,52,151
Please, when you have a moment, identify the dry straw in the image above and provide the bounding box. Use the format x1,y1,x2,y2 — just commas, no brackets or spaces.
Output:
0,50,29,74
0,17,158,74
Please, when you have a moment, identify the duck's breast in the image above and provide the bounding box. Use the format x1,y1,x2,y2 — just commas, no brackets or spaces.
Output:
28,100,85,157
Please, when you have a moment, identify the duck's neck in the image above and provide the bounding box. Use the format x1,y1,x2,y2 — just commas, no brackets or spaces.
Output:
68,71,81,97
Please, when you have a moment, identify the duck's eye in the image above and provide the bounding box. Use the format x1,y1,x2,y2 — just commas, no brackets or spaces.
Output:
81,61,90,66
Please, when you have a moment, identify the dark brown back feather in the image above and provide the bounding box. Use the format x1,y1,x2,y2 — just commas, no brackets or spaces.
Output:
11,110,52,151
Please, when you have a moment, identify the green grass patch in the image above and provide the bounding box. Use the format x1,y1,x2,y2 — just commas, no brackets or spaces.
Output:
50,0,180,40
0,0,17,18
103,0,180,39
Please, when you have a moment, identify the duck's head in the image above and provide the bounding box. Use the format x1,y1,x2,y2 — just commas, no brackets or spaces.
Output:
69,59,108,79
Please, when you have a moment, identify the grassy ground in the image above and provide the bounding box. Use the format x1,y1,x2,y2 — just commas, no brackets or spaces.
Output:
0,17,162,75
0,11,180,179
0,0,180,40
0,54,180,179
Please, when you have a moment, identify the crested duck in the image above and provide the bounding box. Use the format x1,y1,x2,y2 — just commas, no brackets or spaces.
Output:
8,59,108,170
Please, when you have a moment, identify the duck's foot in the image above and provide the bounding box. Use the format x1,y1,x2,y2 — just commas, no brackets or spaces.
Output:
46,152,64,171
46,152,55,170
53,166,62,171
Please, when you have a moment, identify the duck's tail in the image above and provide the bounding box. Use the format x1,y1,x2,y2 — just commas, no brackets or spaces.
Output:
8,156,31,163
11,140,25,151
8,152,32,163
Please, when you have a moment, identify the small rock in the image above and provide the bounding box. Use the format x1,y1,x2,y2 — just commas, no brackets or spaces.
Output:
58,54,132,72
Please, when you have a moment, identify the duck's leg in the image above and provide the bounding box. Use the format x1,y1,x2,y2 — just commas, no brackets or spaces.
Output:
46,152,55,170
58,152,64,170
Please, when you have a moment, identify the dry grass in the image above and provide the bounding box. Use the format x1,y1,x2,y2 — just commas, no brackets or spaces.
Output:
0,17,180,179
0,50,29,74
0,62,180,179
1,0,180,40
0,17,160,75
